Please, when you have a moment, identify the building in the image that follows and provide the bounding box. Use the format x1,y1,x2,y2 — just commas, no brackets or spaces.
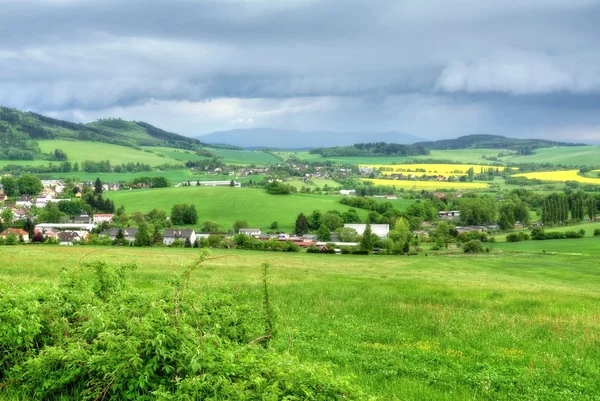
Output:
35,223,96,233
100,228,138,244
182,180,241,188
343,224,390,239
0,228,29,242
439,211,460,219
339,189,356,196
57,231,81,246
93,214,114,224
73,215,92,224
15,195,34,208
163,229,196,246
239,228,261,236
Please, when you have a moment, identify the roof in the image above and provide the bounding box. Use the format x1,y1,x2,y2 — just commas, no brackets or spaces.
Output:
0,228,28,236
94,214,114,217
164,229,195,238
57,231,80,241
100,228,138,237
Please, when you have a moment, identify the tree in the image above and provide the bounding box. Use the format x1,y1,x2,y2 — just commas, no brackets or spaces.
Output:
17,174,43,195
342,208,361,224
321,212,343,231
233,219,249,233
270,221,279,230
171,204,197,225
32,232,45,243
295,213,309,236
133,222,151,246
23,218,35,237
1,176,18,197
94,177,103,195
498,201,516,230
37,202,65,223
308,210,322,231
201,220,221,232
184,237,192,248
360,223,374,251
317,224,331,241
1,208,14,226
335,227,359,242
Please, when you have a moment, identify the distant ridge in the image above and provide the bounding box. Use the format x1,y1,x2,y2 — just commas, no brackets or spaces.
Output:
414,134,587,151
197,128,424,149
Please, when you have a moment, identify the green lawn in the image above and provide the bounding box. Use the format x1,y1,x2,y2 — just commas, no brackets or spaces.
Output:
1,246,599,400
106,186,368,231
493,236,600,255
141,146,211,162
37,140,174,166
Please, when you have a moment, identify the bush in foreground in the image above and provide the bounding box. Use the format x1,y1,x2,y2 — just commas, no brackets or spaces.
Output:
0,251,365,400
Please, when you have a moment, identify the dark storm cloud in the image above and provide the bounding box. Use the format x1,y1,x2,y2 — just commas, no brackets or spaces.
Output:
0,0,599,139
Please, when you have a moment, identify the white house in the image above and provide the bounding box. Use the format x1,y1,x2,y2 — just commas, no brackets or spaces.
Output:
93,214,114,224
35,223,96,233
239,228,261,236
339,189,356,196
163,229,196,246
100,228,138,244
16,196,34,208
343,224,390,239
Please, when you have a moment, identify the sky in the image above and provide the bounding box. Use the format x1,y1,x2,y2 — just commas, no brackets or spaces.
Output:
1,0,600,143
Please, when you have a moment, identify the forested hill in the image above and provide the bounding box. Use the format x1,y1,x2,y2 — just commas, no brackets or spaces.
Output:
309,142,430,157
0,107,203,157
414,134,586,153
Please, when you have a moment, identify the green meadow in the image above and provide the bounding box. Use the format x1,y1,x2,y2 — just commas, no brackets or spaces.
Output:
491,221,600,242
1,246,599,400
37,140,173,166
106,186,369,231
493,236,600,255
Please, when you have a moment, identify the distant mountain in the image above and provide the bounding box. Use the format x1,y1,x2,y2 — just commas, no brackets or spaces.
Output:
197,128,423,149
414,134,586,152
0,107,203,152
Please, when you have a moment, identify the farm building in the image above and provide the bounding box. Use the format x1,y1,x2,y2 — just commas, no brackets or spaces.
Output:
343,224,390,239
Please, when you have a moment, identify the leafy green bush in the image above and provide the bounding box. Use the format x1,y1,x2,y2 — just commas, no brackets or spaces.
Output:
463,239,484,253
506,232,531,242
0,252,365,400
594,228,600,236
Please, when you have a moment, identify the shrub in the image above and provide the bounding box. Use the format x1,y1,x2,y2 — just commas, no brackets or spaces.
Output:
463,239,484,253
564,231,583,239
594,228,600,236
0,254,365,400
506,232,531,242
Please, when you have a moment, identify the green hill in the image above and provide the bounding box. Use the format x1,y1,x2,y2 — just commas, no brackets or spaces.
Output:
415,134,585,153
0,107,203,158
106,186,368,232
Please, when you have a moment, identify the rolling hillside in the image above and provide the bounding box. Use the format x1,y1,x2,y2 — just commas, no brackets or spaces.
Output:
0,106,202,154
106,186,368,231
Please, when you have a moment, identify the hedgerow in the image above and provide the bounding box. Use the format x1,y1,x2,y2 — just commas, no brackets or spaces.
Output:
0,250,366,400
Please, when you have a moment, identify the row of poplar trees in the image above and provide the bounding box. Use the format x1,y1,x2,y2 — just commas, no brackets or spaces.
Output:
541,191,597,225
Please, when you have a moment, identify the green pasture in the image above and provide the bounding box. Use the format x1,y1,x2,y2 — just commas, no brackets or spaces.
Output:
142,146,211,162
106,186,368,231
37,140,172,166
1,247,599,400
493,236,600,255
285,178,342,190
209,148,281,165
38,169,207,184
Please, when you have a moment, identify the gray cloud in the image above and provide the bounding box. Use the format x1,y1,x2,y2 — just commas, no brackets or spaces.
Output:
0,0,599,140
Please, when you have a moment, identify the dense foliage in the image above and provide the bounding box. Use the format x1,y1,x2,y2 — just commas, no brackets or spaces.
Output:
414,134,585,152
0,254,363,399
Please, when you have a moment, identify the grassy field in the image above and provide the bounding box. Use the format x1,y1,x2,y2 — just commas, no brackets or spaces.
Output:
38,140,173,166
285,178,343,190
142,146,211,162
364,178,490,190
106,186,368,231
493,236,600,255
500,146,600,166
1,246,599,400
209,148,281,165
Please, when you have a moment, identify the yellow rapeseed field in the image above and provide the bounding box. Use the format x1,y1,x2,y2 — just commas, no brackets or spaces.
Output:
513,170,600,184
363,179,490,190
361,164,508,176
